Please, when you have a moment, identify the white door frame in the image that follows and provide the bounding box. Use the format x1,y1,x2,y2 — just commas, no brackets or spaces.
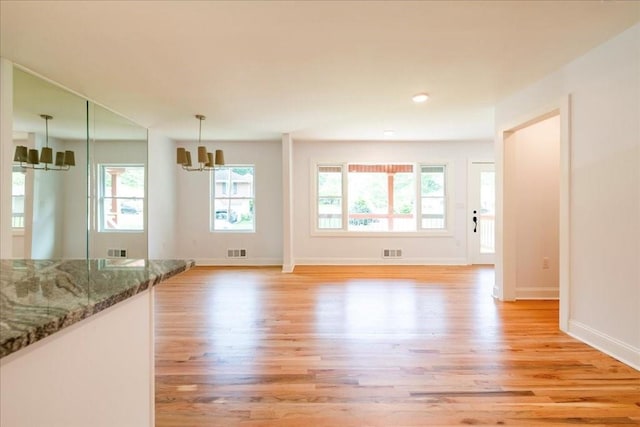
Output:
467,160,495,265
495,95,571,332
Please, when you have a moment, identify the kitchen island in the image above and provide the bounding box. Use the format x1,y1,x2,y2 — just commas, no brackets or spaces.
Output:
0,258,193,427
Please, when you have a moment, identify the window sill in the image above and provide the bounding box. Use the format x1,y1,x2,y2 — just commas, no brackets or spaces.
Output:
210,230,256,234
98,230,145,234
310,230,453,238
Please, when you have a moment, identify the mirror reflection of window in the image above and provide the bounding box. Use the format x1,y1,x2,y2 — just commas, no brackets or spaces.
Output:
99,165,145,232
11,166,26,229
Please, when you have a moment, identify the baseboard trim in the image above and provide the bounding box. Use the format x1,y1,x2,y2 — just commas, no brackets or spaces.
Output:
194,258,282,267
281,263,295,273
568,319,640,371
293,257,468,266
516,286,559,300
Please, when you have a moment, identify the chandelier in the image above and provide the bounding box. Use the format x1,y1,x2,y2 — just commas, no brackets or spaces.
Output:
176,115,224,171
13,114,75,171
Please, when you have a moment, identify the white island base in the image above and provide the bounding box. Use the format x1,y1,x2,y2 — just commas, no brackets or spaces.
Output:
1,288,155,427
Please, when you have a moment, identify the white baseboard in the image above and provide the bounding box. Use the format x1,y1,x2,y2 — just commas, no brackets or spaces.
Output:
194,258,282,267
293,257,468,266
568,319,640,371
516,286,559,300
281,263,295,273
492,285,507,301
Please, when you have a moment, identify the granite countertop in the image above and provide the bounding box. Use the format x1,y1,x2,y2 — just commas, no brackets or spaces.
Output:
0,259,194,358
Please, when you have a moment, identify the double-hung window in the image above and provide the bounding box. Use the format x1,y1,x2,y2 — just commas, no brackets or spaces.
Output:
317,165,343,229
420,165,447,229
211,165,255,232
316,162,448,233
99,165,145,231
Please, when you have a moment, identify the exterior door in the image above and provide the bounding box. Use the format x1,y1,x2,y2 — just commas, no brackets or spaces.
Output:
468,162,495,264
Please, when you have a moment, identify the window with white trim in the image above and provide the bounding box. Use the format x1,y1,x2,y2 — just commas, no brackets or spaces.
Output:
211,165,255,232
317,165,343,229
420,165,447,229
316,163,448,233
99,165,145,231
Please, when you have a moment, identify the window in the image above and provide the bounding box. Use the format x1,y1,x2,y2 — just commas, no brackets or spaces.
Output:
12,166,26,229
211,166,255,231
317,165,343,229
99,165,144,231
316,163,448,233
421,165,446,229
347,164,415,232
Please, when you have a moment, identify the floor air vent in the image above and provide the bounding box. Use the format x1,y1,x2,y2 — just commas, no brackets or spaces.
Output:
227,249,247,258
107,249,127,258
382,249,402,258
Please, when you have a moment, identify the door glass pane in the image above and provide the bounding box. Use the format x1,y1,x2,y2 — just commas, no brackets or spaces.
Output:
479,171,495,254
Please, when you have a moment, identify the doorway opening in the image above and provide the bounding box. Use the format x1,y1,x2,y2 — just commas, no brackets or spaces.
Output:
496,96,571,331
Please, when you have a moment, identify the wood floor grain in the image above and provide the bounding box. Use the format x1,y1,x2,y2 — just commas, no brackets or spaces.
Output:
155,266,640,426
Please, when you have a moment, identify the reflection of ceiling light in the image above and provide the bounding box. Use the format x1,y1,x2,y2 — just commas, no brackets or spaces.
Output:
176,115,225,172
13,114,75,171
383,130,395,137
412,93,429,103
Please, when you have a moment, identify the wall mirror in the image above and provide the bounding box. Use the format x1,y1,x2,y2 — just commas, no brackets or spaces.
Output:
88,103,148,259
11,67,148,260
12,67,88,259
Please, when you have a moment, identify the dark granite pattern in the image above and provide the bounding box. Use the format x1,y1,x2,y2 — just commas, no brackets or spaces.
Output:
0,259,194,358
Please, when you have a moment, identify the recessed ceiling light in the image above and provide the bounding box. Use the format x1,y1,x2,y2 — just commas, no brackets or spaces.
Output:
383,130,395,137
412,93,429,103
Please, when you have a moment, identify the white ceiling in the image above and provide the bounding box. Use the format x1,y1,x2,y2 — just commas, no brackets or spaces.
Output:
1,1,639,142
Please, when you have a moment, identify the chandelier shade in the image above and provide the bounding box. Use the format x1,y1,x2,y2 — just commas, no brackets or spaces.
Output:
40,147,53,164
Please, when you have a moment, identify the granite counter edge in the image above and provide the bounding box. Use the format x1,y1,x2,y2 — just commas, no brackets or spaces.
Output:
0,259,194,359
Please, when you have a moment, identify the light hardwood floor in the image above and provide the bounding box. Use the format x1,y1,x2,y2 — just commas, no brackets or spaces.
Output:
155,266,640,426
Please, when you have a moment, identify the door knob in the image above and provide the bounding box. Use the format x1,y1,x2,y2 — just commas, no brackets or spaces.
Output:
472,210,478,233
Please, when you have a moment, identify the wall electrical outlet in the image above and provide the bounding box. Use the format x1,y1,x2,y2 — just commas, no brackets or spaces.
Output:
543,257,550,269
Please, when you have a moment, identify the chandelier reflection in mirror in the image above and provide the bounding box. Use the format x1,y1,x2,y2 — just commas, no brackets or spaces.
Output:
176,114,225,171
13,114,75,171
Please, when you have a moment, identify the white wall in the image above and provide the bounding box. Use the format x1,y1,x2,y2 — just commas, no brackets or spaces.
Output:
292,140,493,265
10,137,86,260
507,115,560,299
62,139,88,259
175,140,282,265
89,140,148,259
495,24,639,368
147,130,177,259
30,134,65,259
0,58,13,258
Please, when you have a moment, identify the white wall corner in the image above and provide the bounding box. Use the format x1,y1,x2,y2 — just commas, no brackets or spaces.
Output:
281,133,294,273
147,130,177,259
